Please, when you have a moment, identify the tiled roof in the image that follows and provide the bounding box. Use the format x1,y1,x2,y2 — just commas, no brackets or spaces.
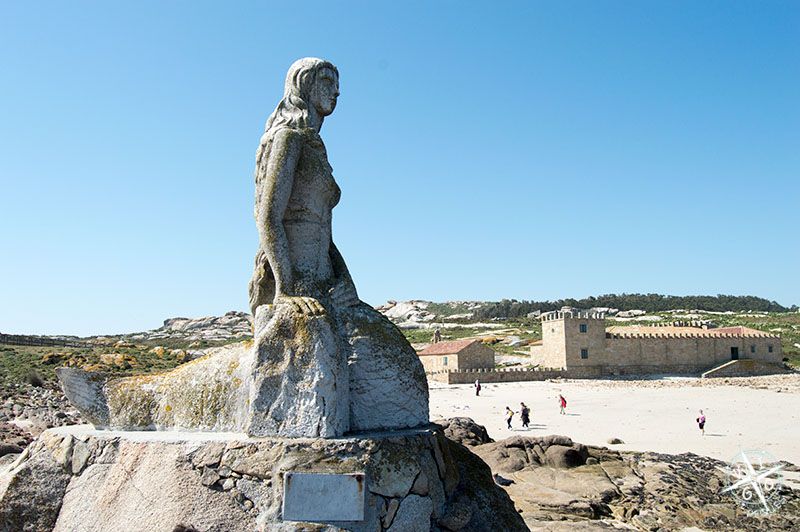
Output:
417,339,478,356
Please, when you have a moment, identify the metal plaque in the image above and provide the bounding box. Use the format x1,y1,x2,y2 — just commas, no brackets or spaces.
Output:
282,471,366,522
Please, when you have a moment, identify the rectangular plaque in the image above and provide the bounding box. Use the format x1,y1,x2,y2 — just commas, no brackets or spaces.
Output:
282,472,366,522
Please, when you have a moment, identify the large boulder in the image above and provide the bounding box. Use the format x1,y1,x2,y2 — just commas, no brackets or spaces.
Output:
433,417,494,447
473,435,588,474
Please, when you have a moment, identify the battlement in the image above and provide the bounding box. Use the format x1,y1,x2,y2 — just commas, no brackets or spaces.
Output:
541,311,606,322
605,326,780,340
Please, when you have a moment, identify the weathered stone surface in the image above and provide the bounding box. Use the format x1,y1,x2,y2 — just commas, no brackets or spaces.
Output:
410,468,429,496
0,432,72,532
0,444,23,458
433,417,493,447
442,438,527,531
436,500,472,531
0,423,525,532
248,304,349,438
417,448,446,519
457,421,800,531
342,304,429,433
474,435,589,474
382,498,399,528
70,440,91,474
387,494,432,531
368,440,420,498
544,444,589,469
437,433,461,498
58,343,252,432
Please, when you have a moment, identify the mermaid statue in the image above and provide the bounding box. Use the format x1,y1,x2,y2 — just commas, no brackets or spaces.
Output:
58,58,429,438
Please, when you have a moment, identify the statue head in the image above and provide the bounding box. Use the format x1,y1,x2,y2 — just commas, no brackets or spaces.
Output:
264,57,339,133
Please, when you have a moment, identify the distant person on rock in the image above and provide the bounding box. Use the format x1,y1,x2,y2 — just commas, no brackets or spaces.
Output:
432,328,442,343
558,394,567,415
505,406,514,429
520,402,530,428
474,379,481,396
696,410,706,436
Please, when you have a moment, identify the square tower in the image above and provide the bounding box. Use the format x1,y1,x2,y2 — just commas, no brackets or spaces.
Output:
539,310,606,369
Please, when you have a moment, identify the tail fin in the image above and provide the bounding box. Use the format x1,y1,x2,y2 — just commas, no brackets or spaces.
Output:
56,367,110,428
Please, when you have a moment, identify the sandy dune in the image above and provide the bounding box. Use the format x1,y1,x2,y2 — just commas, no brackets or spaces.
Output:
429,375,800,466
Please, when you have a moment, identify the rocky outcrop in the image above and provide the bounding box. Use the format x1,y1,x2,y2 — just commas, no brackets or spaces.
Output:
0,424,526,531
473,435,589,473
0,384,81,450
123,311,253,343
467,429,800,530
433,417,493,447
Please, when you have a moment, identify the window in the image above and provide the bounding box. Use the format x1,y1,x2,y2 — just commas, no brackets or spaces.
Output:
579,323,588,333
768,345,774,353
443,356,448,366
580,348,588,359
750,345,756,354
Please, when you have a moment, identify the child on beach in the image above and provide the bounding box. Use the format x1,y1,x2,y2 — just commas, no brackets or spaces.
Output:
474,379,481,397
505,406,514,429
558,394,567,415
520,402,530,428
696,410,706,436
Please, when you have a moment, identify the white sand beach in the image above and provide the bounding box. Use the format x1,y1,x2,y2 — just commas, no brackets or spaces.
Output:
429,374,800,465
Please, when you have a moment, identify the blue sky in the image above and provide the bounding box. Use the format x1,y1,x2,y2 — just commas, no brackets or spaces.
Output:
1,1,798,335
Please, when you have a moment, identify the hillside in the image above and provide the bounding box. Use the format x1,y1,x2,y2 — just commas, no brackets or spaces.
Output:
1,297,798,453
2,298,798,390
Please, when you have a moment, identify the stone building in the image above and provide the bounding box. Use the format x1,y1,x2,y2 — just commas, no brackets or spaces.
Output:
530,311,783,376
417,339,495,372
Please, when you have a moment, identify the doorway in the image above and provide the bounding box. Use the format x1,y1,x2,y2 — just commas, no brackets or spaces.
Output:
730,347,739,360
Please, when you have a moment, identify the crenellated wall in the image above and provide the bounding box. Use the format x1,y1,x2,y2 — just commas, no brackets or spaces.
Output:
529,314,784,377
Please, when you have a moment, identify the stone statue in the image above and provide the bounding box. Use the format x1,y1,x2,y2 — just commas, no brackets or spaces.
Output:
248,57,357,315
57,58,430,438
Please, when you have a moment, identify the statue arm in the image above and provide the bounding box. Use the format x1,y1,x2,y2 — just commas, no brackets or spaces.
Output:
257,128,301,298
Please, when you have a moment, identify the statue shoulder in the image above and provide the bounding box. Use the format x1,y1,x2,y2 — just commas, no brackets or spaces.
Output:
262,126,306,147
256,127,306,169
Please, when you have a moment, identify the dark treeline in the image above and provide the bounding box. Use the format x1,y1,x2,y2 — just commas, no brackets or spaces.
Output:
473,294,795,320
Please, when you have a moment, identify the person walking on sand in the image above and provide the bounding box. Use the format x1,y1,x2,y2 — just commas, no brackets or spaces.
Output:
520,402,530,429
558,394,567,415
505,406,514,429
474,379,481,397
696,410,706,436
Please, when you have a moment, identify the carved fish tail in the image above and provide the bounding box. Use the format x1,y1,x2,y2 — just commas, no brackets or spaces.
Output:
56,367,110,428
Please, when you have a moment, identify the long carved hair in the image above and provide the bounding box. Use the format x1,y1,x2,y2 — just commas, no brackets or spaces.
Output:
255,58,338,170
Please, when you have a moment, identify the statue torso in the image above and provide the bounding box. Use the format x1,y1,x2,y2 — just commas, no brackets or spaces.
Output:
283,129,340,293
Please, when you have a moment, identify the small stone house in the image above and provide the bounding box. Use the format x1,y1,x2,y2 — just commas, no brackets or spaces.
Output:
417,339,495,373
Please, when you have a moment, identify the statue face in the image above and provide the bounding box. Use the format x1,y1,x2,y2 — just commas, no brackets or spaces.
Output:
310,68,339,117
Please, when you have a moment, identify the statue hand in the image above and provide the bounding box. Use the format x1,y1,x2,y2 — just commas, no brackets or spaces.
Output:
275,296,326,316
